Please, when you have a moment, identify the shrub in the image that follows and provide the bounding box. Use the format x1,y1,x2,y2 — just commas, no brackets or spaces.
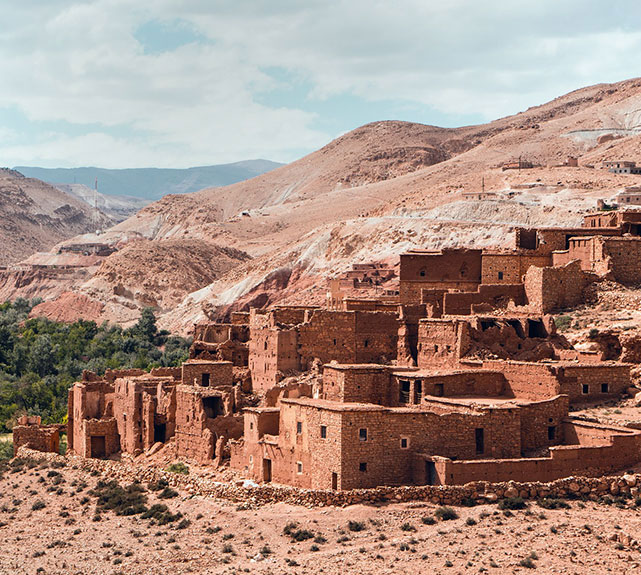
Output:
421,516,436,525
555,315,572,332
465,517,477,526
89,480,147,516
166,462,189,475
348,520,366,532
498,497,527,510
400,522,416,532
158,487,178,499
435,506,459,521
519,556,536,569
31,500,46,511
537,498,570,510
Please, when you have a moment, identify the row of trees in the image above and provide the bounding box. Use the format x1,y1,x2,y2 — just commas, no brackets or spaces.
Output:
0,299,191,432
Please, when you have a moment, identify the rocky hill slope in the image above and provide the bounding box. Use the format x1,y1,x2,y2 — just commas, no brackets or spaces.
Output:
19,77,641,332
0,169,113,265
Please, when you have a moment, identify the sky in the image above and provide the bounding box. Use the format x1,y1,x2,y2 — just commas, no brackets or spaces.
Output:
2,0,641,169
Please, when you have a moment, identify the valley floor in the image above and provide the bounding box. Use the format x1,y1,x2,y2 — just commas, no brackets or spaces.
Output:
1,458,641,574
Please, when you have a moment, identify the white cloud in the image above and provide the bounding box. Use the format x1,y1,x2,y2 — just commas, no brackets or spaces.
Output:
2,1,641,167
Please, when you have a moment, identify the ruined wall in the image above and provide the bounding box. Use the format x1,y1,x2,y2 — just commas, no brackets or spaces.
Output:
443,284,525,315
249,326,299,393
175,384,242,463
68,381,116,457
601,238,641,284
524,260,588,314
12,419,61,456
416,319,469,369
181,361,233,388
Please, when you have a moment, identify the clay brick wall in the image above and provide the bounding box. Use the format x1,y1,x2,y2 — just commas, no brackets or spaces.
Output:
557,364,630,403
68,381,115,457
416,319,469,369
113,378,145,455
13,423,61,455
181,360,233,387
337,407,521,489
518,395,569,453
193,323,232,344
322,365,392,404
481,360,560,400
443,284,525,315
230,312,250,325
524,260,587,313
601,238,641,284
435,420,641,484
399,250,482,304
249,326,299,392
240,402,343,489
175,384,242,463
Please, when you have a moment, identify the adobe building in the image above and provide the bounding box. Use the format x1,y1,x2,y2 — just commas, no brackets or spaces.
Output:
230,362,641,488
65,360,246,463
15,207,641,493
248,307,399,392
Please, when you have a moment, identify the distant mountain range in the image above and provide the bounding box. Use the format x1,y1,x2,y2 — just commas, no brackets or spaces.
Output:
14,160,284,200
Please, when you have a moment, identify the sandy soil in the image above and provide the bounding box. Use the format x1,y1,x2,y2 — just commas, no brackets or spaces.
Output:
1,458,641,575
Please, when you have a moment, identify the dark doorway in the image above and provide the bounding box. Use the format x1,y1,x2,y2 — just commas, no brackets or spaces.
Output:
154,423,166,444
202,396,223,418
331,472,338,490
201,373,210,387
90,435,106,458
475,428,485,455
527,319,546,338
434,383,444,397
399,380,410,403
425,461,437,485
548,426,556,441
414,380,423,404
263,458,272,482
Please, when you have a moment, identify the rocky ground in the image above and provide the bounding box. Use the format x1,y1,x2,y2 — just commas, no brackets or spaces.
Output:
2,456,641,575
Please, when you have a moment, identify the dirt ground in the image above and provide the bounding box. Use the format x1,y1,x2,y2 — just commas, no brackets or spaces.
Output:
1,458,641,575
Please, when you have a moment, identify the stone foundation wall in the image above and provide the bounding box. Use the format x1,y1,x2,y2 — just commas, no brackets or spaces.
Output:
19,446,641,509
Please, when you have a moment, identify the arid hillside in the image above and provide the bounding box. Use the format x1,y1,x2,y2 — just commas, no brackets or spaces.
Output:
0,169,113,265
17,77,641,331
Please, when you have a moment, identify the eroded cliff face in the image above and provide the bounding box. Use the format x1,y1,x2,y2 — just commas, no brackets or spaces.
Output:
0,169,114,266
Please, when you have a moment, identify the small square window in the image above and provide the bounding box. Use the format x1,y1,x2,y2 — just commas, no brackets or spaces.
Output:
296,421,302,434
359,462,367,472
400,437,409,449
320,425,327,439
601,383,609,393
359,428,367,441
250,421,254,430
498,271,504,280
582,384,589,394
297,461,303,474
